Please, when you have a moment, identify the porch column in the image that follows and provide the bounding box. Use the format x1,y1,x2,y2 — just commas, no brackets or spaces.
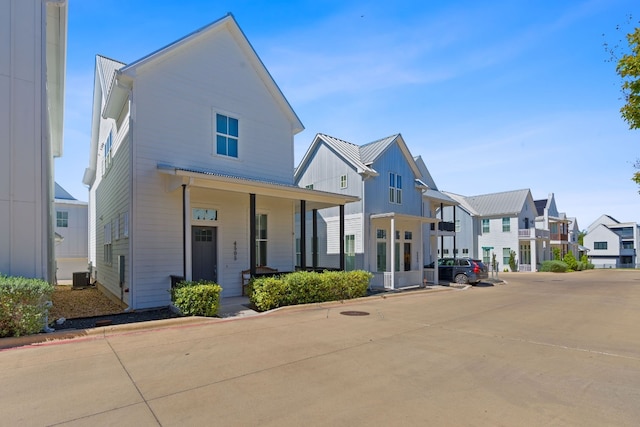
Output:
390,217,396,289
440,202,444,258
339,205,345,270
312,209,318,269
250,193,256,277
453,205,457,257
300,200,306,270
183,184,193,281
531,239,537,272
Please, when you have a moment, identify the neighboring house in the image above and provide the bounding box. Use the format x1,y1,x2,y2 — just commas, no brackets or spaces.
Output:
413,155,458,280
83,14,357,309
534,193,573,259
441,189,551,272
0,0,67,282
294,133,446,289
584,215,640,268
54,183,88,281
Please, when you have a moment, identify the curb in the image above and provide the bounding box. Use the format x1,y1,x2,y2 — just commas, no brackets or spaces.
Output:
1,285,460,350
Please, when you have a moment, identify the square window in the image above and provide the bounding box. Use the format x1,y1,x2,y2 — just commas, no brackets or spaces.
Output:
56,211,68,228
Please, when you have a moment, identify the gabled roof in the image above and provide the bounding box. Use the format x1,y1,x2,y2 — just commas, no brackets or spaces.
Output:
83,55,125,186
54,182,75,200
462,189,532,217
102,13,303,133
534,199,547,216
442,191,479,216
295,133,421,181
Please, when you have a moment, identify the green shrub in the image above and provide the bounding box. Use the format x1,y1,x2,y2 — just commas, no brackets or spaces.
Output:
581,255,594,270
540,260,569,273
250,270,373,312
563,252,578,271
508,250,517,272
0,275,54,338
552,248,562,261
170,280,222,317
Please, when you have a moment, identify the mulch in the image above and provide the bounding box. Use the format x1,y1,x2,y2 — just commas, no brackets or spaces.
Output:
49,285,181,330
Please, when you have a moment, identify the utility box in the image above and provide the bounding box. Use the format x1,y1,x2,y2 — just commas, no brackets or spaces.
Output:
72,271,90,288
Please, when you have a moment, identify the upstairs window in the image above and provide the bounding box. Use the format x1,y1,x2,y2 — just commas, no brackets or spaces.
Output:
340,175,347,189
216,113,238,158
594,242,607,250
502,217,510,232
389,173,402,204
56,211,68,228
102,131,113,175
482,219,490,233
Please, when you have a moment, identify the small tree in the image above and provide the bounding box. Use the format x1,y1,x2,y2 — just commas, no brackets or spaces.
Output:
508,250,517,272
563,251,579,271
553,247,562,261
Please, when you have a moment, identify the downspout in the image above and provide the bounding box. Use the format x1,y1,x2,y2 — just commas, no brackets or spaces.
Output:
182,184,186,279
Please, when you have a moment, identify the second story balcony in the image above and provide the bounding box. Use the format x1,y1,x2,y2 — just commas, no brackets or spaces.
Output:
430,221,456,232
550,233,569,242
519,228,549,240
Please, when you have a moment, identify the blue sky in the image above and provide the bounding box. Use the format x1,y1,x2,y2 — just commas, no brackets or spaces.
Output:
57,0,640,229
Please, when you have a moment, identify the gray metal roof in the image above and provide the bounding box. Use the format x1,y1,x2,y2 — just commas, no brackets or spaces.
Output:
96,55,125,98
461,189,531,217
359,134,399,164
316,134,374,174
443,191,479,215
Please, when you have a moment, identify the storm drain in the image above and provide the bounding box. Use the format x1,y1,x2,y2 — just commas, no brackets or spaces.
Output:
340,311,370,316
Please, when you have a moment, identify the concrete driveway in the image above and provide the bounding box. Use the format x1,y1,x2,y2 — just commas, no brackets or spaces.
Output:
1,269,639,426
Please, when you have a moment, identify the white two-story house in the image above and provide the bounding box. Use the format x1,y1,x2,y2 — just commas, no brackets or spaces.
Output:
441,189,551,271
1,0,67,282
54,183,88,281
584,215,640,268
83,14,356,309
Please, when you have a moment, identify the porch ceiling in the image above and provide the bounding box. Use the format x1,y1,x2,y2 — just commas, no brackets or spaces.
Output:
158,164,359,210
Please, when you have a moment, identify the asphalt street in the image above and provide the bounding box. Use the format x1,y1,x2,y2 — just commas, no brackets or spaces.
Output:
1,269,639,426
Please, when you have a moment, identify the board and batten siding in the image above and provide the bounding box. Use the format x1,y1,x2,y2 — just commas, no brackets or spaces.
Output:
130,28,296,185
364,144,421,217
0,0,52,280
121,26,303,306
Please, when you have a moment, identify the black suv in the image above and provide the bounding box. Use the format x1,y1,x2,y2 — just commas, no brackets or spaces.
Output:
428,258,489,284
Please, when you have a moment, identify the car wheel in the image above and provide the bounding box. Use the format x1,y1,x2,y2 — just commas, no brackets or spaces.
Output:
454,274,469,284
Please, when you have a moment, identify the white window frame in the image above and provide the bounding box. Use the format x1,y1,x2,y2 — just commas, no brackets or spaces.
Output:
502,217,511,232
482,219,490,233
102,131,113,175
56,211,68,228
340,175,347,189
256,213,268,266
215,112,239,158
389,173,402,204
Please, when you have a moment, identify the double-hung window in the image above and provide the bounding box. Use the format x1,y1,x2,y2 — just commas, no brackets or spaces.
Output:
103,131,113,174
502,217,510,232
482,219,490,233
389,173,402,204
340,175,347,189
56,211,68,228
216,113,238,158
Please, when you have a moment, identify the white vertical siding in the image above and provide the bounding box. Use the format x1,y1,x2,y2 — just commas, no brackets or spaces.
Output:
0,0,51,280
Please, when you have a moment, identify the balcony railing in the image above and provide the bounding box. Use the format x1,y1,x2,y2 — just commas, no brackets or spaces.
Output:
550,233,568,241
518,228,550,239
430,221,456,232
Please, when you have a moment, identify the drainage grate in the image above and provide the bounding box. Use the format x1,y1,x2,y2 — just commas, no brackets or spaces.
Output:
340,311,370,316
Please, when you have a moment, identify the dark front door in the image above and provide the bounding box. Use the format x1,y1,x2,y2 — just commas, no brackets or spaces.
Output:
192,226,217,282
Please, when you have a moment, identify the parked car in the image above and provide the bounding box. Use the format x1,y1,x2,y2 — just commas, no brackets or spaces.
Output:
426,258,489,284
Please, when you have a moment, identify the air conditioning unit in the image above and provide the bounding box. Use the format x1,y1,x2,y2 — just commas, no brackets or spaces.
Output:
72,271,90,289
